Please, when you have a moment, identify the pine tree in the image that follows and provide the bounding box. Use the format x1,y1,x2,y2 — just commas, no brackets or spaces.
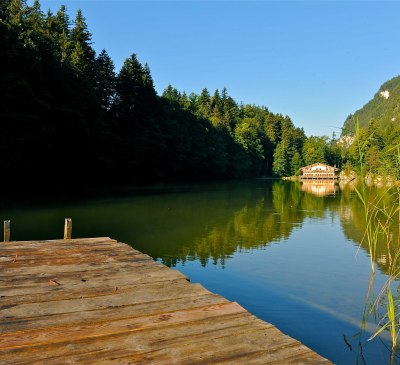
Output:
162,85,180,103
188,92,198,113
221,87,228,104
179,91,191,110
55,5,70,36
6,0,29,36
94,49,116,110
143,63,154,90
142,62,158,108
222,93,238,130
210,89,222,118
272,142,289,176
290,152,303,176
197,88,211,117
44,9,53,32
6,0,23,26
115,53,146,124
70,9,95,76
365,119,384,150
51,5,71,62
27,0,44,32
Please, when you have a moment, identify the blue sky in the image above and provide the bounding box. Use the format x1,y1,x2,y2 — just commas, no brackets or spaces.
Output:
41,1,400,136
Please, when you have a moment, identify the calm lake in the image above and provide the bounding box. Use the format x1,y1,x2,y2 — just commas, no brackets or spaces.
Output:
1,180,399,364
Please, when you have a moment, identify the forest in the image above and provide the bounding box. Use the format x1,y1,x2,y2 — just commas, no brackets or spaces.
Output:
0,1,398,193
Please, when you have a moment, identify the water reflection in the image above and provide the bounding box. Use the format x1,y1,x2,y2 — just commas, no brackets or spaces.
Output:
156,181,399,280
301,180,338,196
160,180,342,267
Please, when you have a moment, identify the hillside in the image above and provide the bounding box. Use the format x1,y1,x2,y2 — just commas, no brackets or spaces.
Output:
342,75,400,135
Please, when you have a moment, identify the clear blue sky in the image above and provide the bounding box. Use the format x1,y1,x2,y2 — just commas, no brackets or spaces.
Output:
41,0,400,137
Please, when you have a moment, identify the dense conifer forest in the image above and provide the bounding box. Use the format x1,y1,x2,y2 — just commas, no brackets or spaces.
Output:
1,1,398,192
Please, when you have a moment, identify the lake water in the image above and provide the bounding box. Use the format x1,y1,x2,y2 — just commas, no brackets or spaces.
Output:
1,180,399,364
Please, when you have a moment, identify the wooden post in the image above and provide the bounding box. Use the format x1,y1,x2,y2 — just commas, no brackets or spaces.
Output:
4,220,10,242
64,218,72,240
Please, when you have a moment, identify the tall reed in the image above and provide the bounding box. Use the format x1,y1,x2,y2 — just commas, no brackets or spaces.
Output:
367,159,400,351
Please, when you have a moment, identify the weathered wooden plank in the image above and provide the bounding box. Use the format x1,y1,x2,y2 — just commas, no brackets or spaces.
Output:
0,281,212,320
0,260,170,288
0,237,116,248
0,292,228,333
0,249,137,259
0,257,155,277
0,251,151,268
0,312,258,364
0,302,246,350
25,326,324,365
0,272,189,305
0,265,186,298
0,240,140,258
0,244,140,257
92,329,324,365
46,326,278,365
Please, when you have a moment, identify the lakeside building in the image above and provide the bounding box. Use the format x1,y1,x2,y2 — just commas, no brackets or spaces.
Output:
300,163,339,180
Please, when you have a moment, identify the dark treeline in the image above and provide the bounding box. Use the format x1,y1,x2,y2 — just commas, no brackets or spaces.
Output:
1,1,343,192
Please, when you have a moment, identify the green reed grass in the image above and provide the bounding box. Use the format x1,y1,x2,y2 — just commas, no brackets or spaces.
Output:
352,119,400,351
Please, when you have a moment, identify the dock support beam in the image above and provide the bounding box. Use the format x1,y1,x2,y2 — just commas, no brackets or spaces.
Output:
64,218,72,240
4,220,10,242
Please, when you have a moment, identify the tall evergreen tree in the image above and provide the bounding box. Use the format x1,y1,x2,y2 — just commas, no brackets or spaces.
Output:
70,9,95,76
273,142,289,176
210,89,222,118
55,5,70,36
162,84,180,103
6,0,29,37
222,95,238,130
115,53,146,122
179,91,191,110
290,152,303,176
197,88,211,117
52,5,70,63
94,49,116,110
27,0,44,32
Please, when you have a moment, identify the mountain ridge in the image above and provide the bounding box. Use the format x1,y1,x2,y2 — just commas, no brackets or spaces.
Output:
342,75,400,135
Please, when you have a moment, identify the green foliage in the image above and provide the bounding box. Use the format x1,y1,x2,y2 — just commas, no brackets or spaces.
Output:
69,9,95,76
94,49,115,110
272,142,289,176
197,88,211,118
343,117,399,178
302,136,327,166
290,152,303,176
342,75,400,135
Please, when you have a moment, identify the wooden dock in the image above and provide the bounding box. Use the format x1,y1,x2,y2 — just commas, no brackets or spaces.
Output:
0,237,331,364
